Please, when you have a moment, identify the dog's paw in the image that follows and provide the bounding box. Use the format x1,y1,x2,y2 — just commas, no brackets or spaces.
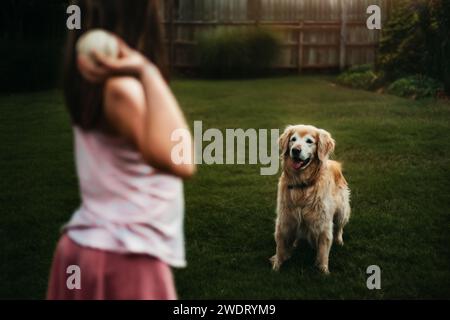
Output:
333,230,344,246
315,263,330,275
270,255,281,271
334,237,344,246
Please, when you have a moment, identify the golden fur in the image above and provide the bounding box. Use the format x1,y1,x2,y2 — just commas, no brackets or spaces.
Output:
270,125,351,274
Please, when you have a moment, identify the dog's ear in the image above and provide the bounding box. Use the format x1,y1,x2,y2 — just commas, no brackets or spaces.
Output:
279,126,294,157
318,129,335,161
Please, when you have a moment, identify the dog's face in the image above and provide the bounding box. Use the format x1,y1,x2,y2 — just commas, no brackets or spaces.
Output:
279,125,335,172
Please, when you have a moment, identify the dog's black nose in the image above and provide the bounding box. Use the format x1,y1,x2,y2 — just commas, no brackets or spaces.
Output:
292,148,301,157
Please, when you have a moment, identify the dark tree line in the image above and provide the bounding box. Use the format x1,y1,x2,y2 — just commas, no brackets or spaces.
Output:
1,0,71,92
1,0,69,41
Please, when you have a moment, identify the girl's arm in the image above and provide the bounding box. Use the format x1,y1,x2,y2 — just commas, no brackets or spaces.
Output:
77,41,196,179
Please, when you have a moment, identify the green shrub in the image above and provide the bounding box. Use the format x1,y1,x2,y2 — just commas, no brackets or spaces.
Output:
346,64,374,74
337,64,379,90
387,75,443,99
377,1,426,80
377,0,450,95
197,27,281,78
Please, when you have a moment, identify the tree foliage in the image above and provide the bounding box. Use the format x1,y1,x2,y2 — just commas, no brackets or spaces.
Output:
377,0,450,94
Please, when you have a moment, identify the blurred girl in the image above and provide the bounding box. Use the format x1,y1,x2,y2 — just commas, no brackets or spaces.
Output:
47,0,195,300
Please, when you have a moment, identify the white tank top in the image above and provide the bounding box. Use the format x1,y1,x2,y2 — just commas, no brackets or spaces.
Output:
64,127,186,267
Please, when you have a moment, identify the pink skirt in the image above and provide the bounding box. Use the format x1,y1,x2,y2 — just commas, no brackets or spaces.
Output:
47,234,177,300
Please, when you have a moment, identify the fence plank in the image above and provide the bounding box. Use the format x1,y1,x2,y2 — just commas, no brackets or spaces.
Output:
298,21,304,72
340,0,347,70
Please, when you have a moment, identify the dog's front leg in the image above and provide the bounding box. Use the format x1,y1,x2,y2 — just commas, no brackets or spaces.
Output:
315,225,332,274
270,213,297,271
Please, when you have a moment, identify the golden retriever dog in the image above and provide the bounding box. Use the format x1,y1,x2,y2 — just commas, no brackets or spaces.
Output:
270,125,350,274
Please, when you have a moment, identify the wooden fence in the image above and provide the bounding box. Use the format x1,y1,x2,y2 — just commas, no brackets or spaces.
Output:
161,0,391,71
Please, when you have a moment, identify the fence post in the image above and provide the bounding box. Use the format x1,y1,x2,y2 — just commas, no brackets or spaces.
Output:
256,0,261,26
339,0,347,71
298,21,304,73
167,0,175,72
385,0,393,20
248,0,261,25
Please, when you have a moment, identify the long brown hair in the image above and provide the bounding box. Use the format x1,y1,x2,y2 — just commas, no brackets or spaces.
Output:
63,0,168,131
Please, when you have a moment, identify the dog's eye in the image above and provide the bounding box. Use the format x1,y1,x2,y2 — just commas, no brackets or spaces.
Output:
291,137,296,142
306,139,313,144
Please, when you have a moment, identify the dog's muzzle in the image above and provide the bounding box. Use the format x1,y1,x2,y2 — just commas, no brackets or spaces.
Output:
290,148,311,170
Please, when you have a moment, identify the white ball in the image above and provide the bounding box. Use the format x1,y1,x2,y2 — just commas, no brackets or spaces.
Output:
76,29,119,63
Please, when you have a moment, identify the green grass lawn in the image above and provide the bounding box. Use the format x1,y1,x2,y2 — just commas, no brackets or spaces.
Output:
1,76,449,299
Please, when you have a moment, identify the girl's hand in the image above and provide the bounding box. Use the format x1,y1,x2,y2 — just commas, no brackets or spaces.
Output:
77,38,151,83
